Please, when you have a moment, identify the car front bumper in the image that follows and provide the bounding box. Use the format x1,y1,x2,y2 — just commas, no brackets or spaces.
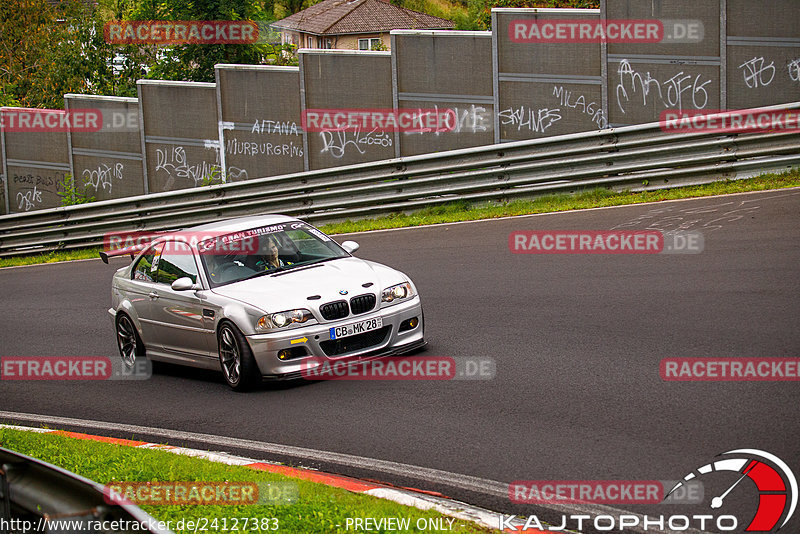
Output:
246,296,425,378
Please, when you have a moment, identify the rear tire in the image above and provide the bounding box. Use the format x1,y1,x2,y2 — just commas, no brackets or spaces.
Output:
218,322,260,392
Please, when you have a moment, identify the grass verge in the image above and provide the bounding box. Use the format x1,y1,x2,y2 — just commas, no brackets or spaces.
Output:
0,427,496,533
1,169,798,269
318,169,800,235
0,247,102,268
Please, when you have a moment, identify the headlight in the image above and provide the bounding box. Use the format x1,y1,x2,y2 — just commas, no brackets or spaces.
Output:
257,309,314,331
381,282,414,303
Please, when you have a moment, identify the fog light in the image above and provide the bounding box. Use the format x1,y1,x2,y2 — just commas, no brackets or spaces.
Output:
399,317,419,332
278,347,308,360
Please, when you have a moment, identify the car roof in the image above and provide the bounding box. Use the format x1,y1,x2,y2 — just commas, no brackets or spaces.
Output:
176,214,303,234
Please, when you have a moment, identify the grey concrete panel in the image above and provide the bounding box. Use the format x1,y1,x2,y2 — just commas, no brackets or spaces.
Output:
393,31,495,156
66,95,145,202
494,9,605,141
138,81,220,192
608,59,720,125
6,165,69,212
727,0,800,39
398,101,495,156
67,96,142,151
4,130,69,165
606,0,721,58
138,81,218,140
3,127,70,212
301,51,395,170
394,31,493,97
145,143,221,193
495,10,602,77
216,65,305,180
498,82,604,141
727,45,800,109
72,154,145,201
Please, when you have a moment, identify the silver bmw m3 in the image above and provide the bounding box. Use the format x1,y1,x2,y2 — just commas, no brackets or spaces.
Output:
102,215,425,390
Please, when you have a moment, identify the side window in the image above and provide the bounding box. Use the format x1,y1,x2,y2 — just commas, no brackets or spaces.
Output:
156,242,199,285
132,243,163,282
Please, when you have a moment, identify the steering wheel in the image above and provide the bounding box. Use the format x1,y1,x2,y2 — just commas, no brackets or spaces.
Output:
213,261,247,283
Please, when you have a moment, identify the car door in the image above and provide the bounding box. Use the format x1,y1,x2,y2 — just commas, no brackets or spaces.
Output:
148,241,216,362
124,242,164,351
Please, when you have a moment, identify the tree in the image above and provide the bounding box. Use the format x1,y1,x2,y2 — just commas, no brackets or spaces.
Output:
128,0,297,81
1,0,297,107
0,0,61,107
0,0,145,108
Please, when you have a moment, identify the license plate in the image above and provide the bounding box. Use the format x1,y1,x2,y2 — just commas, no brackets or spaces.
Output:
329,317,382,339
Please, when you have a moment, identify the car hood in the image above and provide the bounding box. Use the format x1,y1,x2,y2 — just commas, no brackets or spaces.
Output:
209,257,406,313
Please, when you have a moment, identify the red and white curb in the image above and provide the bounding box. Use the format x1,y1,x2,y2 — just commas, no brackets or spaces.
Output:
0,424,538,533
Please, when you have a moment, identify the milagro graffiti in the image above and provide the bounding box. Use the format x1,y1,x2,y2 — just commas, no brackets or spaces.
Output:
498,106,562,134
615,59,711,114
82,162,124,193
319,128,392,159
552,86,607,128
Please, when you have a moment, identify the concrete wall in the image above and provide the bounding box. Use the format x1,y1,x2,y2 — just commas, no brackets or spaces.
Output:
65,94,146,202
2,2,798,213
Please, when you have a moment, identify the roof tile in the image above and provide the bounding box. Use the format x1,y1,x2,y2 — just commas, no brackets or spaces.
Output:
273,0,453,34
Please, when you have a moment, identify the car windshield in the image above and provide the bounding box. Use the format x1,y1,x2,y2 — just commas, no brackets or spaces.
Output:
198,222,349,287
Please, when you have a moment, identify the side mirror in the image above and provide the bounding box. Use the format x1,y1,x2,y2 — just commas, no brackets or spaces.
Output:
171,277,201,291
341,240,360,254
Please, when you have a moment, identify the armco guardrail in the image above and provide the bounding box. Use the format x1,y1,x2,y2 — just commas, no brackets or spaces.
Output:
0,445,173,533
0,103,798,257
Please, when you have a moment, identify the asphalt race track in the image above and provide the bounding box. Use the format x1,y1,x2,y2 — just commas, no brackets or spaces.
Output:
1,188,799,532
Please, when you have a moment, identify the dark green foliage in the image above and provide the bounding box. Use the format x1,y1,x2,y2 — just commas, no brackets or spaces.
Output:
476,0,599,29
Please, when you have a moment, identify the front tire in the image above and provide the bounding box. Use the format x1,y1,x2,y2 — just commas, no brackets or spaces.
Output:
218,322,260,392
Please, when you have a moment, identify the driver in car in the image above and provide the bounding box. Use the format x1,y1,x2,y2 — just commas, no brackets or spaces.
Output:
255,234,291,271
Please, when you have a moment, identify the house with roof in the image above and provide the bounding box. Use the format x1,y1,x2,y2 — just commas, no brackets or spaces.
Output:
271,0,454,51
